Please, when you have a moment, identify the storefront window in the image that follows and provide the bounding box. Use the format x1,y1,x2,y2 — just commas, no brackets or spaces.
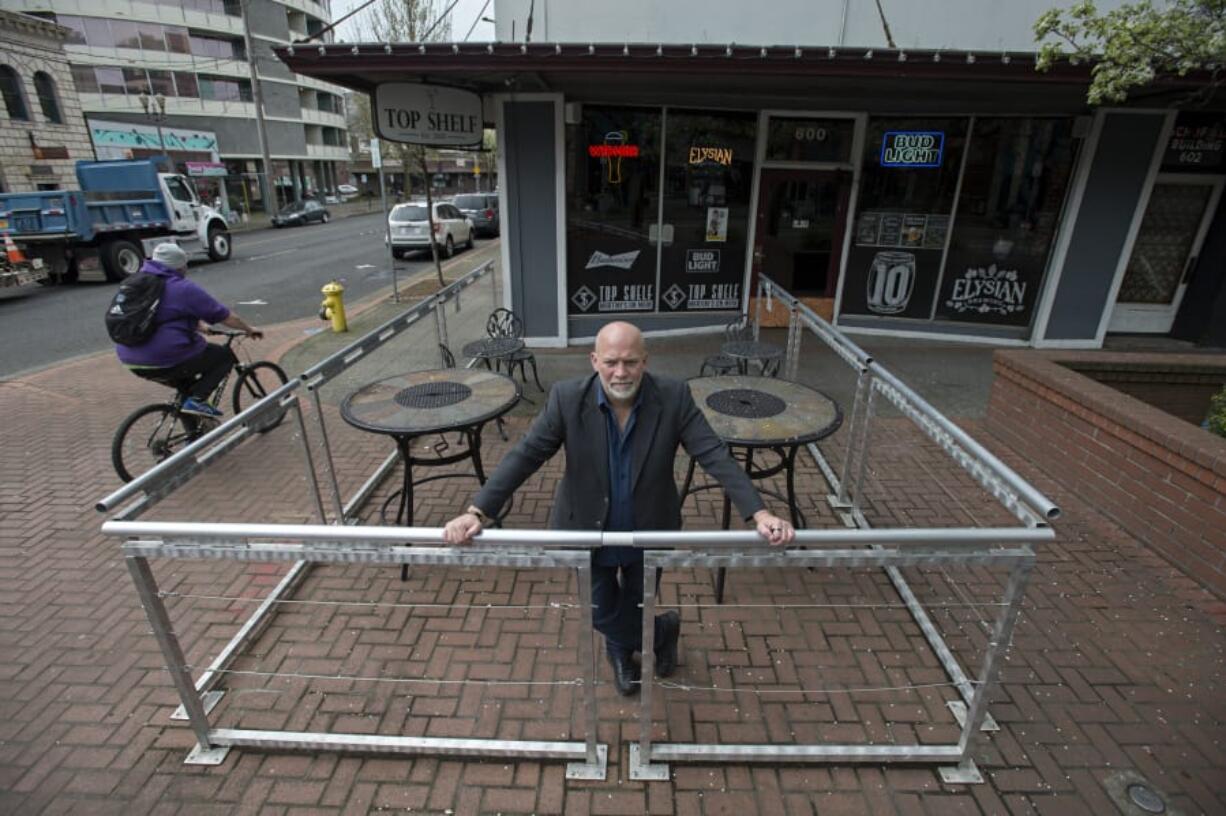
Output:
658,110,757,312
935,118,1077,326
565,106,662,315
841,117,968,319
765,117,855,163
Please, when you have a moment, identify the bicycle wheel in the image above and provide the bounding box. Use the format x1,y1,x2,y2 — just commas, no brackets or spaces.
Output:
112,404,202,483
232,361,289,431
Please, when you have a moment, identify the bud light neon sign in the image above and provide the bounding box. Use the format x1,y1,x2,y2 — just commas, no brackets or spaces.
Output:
880,131,944,168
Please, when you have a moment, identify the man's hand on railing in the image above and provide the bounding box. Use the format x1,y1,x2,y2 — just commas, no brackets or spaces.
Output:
753,509,795,546
442,507,487,545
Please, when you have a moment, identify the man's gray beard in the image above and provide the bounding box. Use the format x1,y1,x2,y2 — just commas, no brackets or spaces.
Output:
602,379,640,401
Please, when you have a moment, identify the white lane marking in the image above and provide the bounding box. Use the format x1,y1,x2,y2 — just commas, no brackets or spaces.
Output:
243,249,296,262
355,264,376,269
238,299,268,305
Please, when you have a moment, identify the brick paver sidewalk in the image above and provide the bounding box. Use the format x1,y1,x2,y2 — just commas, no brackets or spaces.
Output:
1,296,1223,815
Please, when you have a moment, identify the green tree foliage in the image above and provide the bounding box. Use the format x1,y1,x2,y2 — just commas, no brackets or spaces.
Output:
1034,0,1226,104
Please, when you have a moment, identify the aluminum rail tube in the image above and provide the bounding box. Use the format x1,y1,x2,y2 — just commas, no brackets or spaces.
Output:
867,363,1060,520
95,378,301,513
104,520,1052,548
103,519,603,547
759,274,873,366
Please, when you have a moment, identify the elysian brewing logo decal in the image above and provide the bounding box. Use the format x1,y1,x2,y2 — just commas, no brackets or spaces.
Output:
865,251,916,315
586,250,640,270
944,264,1027,315
685,249,720,273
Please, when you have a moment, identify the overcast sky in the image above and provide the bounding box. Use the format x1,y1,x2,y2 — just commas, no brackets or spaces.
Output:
329,0,496,42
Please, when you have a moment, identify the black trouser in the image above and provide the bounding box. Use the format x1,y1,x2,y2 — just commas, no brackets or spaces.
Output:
592,554,669,659
132,343,235,401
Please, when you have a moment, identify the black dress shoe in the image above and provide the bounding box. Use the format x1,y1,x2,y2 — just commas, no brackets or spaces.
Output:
607,650,640,696
655,611,680,678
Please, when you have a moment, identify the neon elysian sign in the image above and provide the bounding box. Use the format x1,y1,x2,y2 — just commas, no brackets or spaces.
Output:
689,146,733,165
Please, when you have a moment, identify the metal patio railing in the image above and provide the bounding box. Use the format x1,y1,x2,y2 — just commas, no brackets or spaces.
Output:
96,262,1057,784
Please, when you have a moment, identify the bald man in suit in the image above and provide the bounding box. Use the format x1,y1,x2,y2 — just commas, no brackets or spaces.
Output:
445,321,794,695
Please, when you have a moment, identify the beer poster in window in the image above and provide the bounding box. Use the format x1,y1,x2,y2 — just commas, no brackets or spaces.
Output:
658,109,757,312
840,245,943,319
566,106,661,314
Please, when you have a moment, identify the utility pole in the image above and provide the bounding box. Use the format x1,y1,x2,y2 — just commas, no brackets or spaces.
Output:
241,0,276,213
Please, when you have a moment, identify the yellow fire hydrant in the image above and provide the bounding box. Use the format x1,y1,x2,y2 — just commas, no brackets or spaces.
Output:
319,280,348,333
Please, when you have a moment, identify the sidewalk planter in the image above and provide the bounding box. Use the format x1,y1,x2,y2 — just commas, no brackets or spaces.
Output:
988,350,1226,597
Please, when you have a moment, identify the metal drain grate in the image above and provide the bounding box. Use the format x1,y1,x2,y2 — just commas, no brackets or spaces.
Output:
394,381,472,409
706,388,786,419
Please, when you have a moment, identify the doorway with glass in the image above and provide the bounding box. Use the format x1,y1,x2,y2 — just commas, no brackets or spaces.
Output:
1109,174,1224,334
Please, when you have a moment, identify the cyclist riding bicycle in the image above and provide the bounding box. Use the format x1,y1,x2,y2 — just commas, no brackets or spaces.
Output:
114,242,263,418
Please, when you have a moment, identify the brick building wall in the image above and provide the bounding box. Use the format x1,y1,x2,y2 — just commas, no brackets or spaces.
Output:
987,350,1226,597
0,10,93,193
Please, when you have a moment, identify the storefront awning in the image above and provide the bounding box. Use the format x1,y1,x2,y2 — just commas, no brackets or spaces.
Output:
277,41,1125,114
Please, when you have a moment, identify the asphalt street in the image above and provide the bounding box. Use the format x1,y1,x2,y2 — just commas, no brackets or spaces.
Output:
0,211,481,377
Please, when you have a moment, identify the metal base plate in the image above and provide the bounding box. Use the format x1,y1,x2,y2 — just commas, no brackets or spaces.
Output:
947,700,999,732
628,743,669,781
171,691,224,721
564,744,608,780
938,759,983,785
184,743,230,766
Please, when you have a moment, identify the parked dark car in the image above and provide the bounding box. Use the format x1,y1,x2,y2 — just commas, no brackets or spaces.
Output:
451,193,499,237
271,199,331,227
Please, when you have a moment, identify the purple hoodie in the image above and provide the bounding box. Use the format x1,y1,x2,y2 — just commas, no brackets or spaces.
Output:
115,259,231,367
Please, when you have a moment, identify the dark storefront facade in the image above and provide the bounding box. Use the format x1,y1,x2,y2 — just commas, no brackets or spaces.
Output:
280,43,1226,349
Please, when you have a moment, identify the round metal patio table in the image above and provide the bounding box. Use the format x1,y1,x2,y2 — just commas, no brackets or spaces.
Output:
462,336,525,370
720,339,785,376
340,368,521,579
683,375,843,602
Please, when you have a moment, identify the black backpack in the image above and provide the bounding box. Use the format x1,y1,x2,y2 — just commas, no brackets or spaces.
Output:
105,272,167,346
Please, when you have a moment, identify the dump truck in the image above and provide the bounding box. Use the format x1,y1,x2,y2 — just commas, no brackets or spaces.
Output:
0,157,231,283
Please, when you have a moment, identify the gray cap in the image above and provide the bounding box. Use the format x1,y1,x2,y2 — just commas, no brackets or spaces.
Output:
151,242,188,270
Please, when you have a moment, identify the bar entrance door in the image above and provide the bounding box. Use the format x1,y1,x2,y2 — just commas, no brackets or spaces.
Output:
751,168,852,298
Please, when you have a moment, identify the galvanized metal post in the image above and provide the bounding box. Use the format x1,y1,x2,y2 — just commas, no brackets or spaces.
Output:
851,383,878,517
958,557,1033,754
308,389,346,524
786,306,802,380
565,562,607,780
836,369,873,507
631,558,668,779
126,556,228,764
752,277,763,341
291,399,327,524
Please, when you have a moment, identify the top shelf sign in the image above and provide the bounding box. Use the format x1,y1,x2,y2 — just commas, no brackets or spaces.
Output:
373,83,483,147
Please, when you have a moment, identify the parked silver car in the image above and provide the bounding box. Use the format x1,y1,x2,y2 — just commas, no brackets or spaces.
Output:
387,201,474,259
451,193,500,237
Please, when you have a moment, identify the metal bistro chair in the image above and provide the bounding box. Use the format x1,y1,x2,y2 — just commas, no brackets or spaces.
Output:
487,308,544,396
699,315,753,376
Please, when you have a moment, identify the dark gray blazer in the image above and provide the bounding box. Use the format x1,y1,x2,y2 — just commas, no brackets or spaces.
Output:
473,371,766,536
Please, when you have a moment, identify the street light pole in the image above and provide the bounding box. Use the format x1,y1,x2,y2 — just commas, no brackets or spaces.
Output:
240,0,276,213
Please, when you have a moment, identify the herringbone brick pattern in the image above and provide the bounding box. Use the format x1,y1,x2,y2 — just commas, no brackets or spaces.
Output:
1,319,1223,815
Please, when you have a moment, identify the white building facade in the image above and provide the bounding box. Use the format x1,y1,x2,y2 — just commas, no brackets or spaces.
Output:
1,0,351,212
